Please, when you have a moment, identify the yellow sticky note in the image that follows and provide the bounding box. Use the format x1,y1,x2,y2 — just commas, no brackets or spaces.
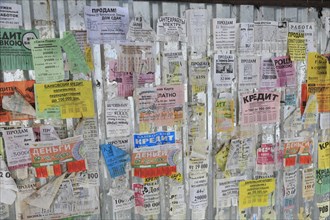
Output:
35,80,95,119
239,178,275,210
318,141,330,169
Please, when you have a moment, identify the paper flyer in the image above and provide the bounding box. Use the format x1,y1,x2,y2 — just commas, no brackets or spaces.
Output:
0,28,38,70
260,56,278,89
254,21,277,52
105,99,131,138
29,136,85,168
34,80,95,119
100,143,130,178
185,9,208,52
2,127,35,170
157,16,186,42
62,31,90,74
288,32,306,61
272,56,296,87
0,3,22,27
84,6,129,43
237,23,254,54
214,53,235,88
215,96,234,132
213,18,236,51
240,92,280,125
136,85,184,127
31,38,64,83
238,178,275,210
127,16,156,42
238,55,260,90
289,22,316,53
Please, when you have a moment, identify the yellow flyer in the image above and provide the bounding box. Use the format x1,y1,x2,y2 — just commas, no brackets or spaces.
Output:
35,80,95,119
307,52,329,84
318,141,330,169
288,32,306,61
239,178,275,210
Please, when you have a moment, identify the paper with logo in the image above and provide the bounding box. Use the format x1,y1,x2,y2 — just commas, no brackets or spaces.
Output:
100,143,130,178
289,22,316,53
238,178,275,210
31,38,64,83
302,167,315,200
0,80,35,122
316,169,330,195
215,176,245,208
318,141,330,169
2,127,34,170
288,32,306,61
2,89,35,117
260,56,278,89
127,16,156,42
213,18,236,51
272,56,296,87
238,55,260,90
0,28,38,70
34,80,95,119
214,54,235,88
0,3,22,27
215,95,234,132
240,92,280,125
84,6,129,43
157,16,186,42
105,99,131,138
29,136,85,170
24,173,66,209
0,156,18,205
237,23,254,53
283,139,312,167
62,31,90,74
136,85,184,127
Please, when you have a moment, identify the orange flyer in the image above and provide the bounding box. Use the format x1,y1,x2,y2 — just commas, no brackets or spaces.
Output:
0,80,35,122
